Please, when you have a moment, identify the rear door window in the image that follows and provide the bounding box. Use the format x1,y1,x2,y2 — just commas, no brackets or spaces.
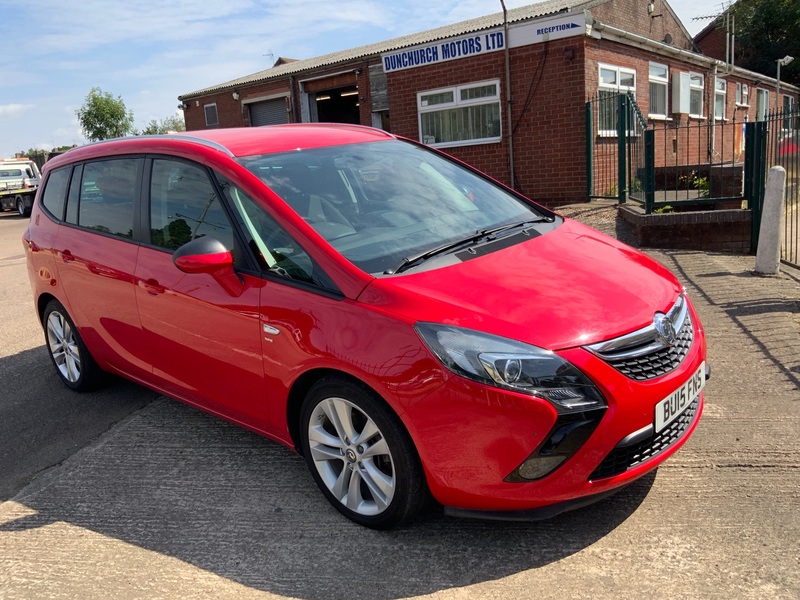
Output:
78,159,138,239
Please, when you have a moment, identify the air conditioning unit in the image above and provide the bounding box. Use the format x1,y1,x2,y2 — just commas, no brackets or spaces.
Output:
672,72,691,114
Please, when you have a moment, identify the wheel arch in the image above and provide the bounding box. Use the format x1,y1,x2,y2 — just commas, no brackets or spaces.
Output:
37,292,60,324
286,368,409,457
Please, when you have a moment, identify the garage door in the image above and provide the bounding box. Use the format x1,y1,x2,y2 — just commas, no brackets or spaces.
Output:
249,98,288,127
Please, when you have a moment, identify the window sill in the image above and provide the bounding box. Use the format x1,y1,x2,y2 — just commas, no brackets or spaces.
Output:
648,115,673,121
423,137,502,149
597,132,639,138
736,104,750,109
688,115,707,121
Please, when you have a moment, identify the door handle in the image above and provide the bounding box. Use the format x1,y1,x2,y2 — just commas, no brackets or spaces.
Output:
60,249,74,263
138,278,166,295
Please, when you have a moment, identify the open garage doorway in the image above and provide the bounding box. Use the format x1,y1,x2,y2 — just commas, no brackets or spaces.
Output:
314,86,360,124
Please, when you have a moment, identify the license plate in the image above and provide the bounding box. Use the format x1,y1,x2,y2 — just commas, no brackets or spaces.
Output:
655,361,705,433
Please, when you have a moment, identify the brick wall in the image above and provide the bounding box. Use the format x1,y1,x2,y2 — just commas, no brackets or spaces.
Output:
695,22,726,61
183,81,291,130
619,204,752,252
590,0,694,50
387,37,587,205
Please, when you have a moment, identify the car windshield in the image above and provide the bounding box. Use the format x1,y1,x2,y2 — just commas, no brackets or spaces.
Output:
237,139,549,275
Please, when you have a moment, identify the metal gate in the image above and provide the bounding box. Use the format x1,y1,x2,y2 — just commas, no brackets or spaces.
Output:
585,93,647,205
759,107,800,268
586,95,800,267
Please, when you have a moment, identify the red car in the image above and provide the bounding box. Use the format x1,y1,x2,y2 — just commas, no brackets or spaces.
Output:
24,125,707,528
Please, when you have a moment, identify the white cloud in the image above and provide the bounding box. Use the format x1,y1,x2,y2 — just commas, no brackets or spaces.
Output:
0,104,34,118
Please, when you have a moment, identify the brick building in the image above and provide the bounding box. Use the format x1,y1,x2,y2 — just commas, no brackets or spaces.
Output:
178,0,799,206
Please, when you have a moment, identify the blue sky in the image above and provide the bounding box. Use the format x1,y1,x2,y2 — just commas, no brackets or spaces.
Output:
0,0,725,157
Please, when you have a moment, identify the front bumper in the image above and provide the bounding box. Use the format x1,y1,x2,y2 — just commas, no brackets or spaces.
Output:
401,302,707,514
443,485,628,522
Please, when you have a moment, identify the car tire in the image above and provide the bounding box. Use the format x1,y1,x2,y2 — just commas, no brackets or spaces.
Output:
43,300,103,391
16,196,30,217
299,376,426,529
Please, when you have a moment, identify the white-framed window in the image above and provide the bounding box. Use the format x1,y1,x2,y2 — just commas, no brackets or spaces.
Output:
755,89,769,121
736,83,749,106
648,62,668,118
689,73,704,117
784,95,796,130
204,103,219,127
598,64,636,135
714,78,727,120
417,80,501,147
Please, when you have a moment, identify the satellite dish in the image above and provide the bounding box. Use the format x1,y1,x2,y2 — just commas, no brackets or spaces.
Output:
664,33,673,45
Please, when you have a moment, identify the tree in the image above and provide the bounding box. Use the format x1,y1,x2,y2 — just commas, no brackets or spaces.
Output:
140,114,186,135
15,147,45,158
728,0,800,87
75,87,135,141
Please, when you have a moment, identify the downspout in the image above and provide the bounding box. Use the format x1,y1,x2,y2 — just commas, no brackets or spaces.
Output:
500,0,516,189
289,76,298,123
710,64,717,162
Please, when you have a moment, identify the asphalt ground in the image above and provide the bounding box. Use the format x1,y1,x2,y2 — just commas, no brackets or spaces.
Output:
0,205,798,599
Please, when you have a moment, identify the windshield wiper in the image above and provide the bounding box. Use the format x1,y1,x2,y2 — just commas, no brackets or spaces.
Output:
385,218,552,275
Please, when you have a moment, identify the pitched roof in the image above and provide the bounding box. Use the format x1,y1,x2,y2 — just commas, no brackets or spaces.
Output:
180,0,599,99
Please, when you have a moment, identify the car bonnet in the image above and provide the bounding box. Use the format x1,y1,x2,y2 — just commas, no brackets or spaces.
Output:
357,218,682,351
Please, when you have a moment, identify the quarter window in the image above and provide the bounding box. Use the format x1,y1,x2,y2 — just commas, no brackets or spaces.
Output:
204,103,219,127
220,180,335,289
715,78,727,120
689,73,704,117
40,167,71,221
78,159,137,239
149,159,234,251
417,80,501,147
648,63,668,118
598,64,636,135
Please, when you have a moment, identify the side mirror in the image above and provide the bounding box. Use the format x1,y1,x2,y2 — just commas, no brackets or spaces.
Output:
173,237,243,296
173,236,232,274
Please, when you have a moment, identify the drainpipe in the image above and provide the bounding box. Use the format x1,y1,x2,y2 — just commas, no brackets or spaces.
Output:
289,76,298,123
500,0,516,189
710,64,717,162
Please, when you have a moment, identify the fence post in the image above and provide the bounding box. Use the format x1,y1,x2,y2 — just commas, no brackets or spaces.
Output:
617,94,627,204
585,101,593,201
755,166,786,274
748,120,769,253
644,129,655,213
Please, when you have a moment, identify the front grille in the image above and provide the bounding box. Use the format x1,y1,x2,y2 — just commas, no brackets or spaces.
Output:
585,295,694,381
607,315,693,380
589,396,699,480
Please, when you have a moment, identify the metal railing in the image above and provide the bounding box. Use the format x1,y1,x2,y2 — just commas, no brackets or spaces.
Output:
586,95,799,266
585,92,647,204
760,107,799,268
587,93,748,212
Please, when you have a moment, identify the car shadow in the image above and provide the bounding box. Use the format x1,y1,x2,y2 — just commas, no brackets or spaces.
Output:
0,346,156,501
0,396,655,600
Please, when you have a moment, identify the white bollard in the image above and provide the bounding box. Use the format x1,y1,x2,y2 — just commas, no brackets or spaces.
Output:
755,166,786,275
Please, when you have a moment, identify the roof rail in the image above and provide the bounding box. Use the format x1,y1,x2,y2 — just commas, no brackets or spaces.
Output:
67,134,235,158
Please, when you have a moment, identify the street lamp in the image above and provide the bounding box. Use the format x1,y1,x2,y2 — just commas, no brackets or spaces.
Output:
776,55,794,112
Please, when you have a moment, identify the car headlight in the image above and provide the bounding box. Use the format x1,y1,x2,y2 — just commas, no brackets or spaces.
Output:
415,323,606,413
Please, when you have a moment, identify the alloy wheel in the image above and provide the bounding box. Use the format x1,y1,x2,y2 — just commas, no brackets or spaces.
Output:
307,397,396,516
46,311,82,383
